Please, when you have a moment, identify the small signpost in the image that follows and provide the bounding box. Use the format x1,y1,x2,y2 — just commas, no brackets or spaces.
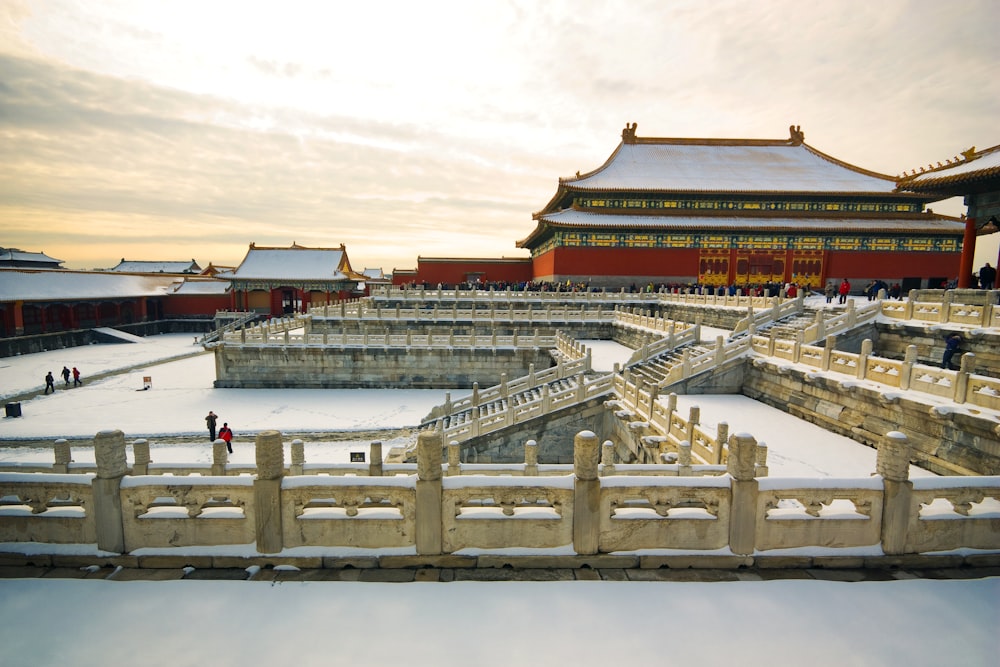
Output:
350,452,366,463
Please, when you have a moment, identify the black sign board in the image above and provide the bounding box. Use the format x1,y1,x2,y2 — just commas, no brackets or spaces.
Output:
350,452,366,463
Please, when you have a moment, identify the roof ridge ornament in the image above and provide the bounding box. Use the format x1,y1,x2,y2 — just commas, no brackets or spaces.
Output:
788,124,805,145
622,122,637,144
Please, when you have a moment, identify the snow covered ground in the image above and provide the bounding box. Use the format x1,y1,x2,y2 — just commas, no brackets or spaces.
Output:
0,326,996,667
0,576,995,667
0,334,932,478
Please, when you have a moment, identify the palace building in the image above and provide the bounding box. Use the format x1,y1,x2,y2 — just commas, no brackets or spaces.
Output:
516,125,964,290
225,243,366,316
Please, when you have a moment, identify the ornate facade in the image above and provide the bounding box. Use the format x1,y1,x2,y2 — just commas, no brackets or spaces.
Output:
517,125,964,290
226,243,365,316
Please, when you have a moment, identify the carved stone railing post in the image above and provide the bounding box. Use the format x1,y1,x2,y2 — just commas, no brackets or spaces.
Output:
600,439,615,476
573,430,601,555
290,439,304,476
254,430,285,554
369,441,383,477
939,290,952,323
471,407,481,437
53,438,72,474
877,431,913,555
132,439,150,476
93,429,127,553
714,422,728,466
678,440,692,477
857,339,872,379
686,406,700,445
955,353,976,404
899,345,917,390
447,440,461,476
727,432,758,556
821,334,836,371
754,441,768,477
212,440,228,476
416,431,444,555
524,440,538,477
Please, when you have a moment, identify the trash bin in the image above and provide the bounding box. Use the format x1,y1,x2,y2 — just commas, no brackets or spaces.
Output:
5,402,21,418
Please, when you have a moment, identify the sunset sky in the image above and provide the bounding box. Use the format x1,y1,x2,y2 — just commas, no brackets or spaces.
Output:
1,0,997,273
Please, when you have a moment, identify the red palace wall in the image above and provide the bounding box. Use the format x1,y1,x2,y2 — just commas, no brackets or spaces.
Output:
824,251,958,284
409,259,533,286
532,246,960,287
163,295,231,317
534,247,700,280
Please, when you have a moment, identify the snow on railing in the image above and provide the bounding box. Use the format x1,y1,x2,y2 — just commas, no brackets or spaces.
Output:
2,431,997,559
764,336,1000,411
879,289,999,327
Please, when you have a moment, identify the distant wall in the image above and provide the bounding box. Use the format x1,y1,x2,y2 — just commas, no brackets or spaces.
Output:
213,345,556,389
0,319,213,358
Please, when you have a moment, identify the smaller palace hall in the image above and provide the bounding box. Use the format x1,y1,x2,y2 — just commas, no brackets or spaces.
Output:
516,125,964,290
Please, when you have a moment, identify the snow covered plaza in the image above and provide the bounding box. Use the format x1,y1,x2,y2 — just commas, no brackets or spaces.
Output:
1,289,999,665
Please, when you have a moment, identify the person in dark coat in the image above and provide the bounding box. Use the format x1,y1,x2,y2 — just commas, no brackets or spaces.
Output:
44,371,55,395
979,263,996,290
61,366,70,386
206,411,218,441
942,333,963,370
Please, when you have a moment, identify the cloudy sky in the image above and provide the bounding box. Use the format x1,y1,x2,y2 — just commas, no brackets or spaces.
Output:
1,0,997,272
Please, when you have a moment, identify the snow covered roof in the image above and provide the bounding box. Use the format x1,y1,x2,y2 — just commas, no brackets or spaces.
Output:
560,139,899,194
110,259,201,274
534,208,965,234
363,268,386,280
898,144,1000,193
0,250,64,266
169,278,230,296
0,269,181,301
230,244,360,281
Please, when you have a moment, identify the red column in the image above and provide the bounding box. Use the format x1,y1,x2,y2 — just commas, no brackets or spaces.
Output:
958,217,976,288
13,300,24,336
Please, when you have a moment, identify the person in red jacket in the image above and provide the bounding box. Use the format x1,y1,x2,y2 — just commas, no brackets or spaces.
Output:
218,422,233,454
838,279,851,305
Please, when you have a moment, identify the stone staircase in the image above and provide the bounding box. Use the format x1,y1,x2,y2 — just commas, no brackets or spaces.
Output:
428,376,585,433
753,311,823,340
626,342,712,387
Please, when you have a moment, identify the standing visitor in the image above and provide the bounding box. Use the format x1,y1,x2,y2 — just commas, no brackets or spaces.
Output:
941,333,963,370
838,279,851,305
824,281,834,304
44,371,55,395
979,263,996,290
61,366,70,386
205,411,218,442
218,422,234,454
72,367,82,386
